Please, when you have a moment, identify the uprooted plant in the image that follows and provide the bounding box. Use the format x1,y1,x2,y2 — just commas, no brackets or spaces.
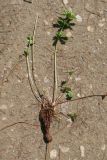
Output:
0,10,107,160
23,10,107,159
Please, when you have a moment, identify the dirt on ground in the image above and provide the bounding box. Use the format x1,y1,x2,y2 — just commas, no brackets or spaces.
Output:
0,0,107,160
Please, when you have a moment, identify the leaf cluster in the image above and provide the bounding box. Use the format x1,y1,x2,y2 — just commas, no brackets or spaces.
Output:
60,80,73,100
24,35,33,56
53,10,76,46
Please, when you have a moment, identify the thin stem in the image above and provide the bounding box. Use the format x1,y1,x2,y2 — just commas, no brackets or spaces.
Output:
0,121,39,132
30,13,43,99
52,45,57,103
26,50,41,103
45,143,49,160
55,93,107,106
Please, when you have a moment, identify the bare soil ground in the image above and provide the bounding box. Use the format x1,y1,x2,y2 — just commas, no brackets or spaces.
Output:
0,0,107,160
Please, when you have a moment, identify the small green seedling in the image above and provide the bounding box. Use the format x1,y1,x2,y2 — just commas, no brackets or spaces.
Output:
54,10,76,31
63,10,76,21
27,36,33,46
67,113,77,122
53,31,68,46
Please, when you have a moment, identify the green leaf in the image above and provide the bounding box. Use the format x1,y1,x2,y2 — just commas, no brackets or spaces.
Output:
63,10,76,21
27,36,33,46
67,113,77,122
60,87,71,93
53,31,68,46
61,80,67,87
65,90,73,100
57,19,71,29
24,49,29,56
68,71,73,76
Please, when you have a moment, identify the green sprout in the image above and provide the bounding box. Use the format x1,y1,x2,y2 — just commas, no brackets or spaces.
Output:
67,113,77,122
63,10,76,21
27,35,33,46
53,31,68,46
57,18,71,30
53,10,76,46
24,48,29,56
60,85,73,100
24,35,34,56
60,80,67,87
65,90,73,100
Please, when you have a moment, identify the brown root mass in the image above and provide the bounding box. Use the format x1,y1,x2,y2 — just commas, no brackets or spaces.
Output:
39,100,54,143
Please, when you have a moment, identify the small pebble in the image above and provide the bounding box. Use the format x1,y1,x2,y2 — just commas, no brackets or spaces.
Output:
17,79,21,83
44,20,49,26
44,76,49,83
98,23,104,27
59,145,70,153
87,26,94,32
80,145,85,157
0,104,7,110
66,31,72,38
2,117,7,121
98,39,102,44
47,31,51,36
25,74,28,78
77,93,81,97
101,144,106,151
76,15,82,22
101,18,105,22
89,84,93,89
50,149,58,159
75,77,81,81
11,128,14,132
34,74,38,78
63,0,68,5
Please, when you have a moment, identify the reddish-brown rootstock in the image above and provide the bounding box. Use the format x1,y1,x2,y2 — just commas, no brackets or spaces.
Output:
39,106,54,143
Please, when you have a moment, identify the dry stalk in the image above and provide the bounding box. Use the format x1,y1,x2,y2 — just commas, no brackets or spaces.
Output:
0,121,38,132
26,51,42,103
30,14,42,98
52,45,57,104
